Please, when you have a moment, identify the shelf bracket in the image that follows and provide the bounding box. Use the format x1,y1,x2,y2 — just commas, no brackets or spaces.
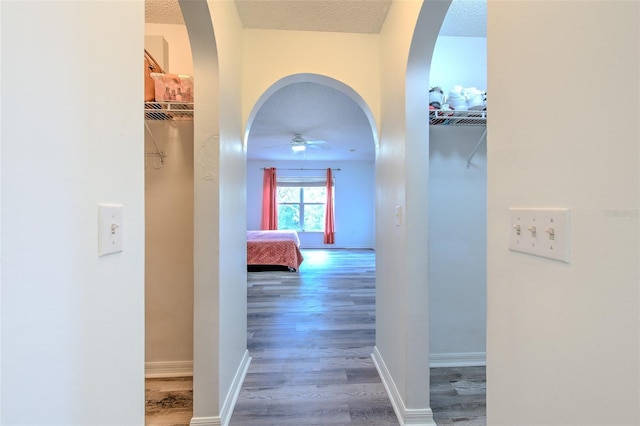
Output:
144,121,167,165
466,128,487,169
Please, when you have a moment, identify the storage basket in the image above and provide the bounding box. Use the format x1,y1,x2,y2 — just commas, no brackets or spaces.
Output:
150,73,194,103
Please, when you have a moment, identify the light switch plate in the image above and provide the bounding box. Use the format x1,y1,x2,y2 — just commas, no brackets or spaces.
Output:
509,208,570,263
99,204,123,256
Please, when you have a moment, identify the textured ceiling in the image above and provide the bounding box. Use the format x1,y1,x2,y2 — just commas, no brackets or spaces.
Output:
234,0,391,34
440,0,486,37
146,0,185,25
145,0,486,36
145,0,391,32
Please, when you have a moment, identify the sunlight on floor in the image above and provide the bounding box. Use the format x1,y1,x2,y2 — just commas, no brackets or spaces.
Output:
299,248,331,266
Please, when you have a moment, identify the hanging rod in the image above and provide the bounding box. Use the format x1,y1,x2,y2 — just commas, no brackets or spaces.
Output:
144,121,167,165
261,167,341,171
466,128,487,169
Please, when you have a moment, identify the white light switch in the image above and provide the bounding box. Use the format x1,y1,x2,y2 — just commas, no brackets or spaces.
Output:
99,204,123,256
509,208,570,263
395,205,402,227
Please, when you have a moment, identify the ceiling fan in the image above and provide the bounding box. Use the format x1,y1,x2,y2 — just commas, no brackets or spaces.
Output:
263,133,330,153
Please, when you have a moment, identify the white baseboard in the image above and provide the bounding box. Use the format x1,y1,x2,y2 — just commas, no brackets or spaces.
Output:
189,350,251,426
145,360,193,378
220,350,251,426
189,417,221,426
372,347,437,426
429,352,486,368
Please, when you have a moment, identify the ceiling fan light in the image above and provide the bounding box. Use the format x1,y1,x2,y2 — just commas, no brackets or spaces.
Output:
291,144,306,152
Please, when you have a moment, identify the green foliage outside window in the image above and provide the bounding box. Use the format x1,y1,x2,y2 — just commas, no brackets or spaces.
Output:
278,204,300,230
277,186,328,231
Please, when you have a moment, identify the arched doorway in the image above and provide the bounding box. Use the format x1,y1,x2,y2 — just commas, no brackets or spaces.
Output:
179,2,251,424
174,2,455,424
244,73,378,249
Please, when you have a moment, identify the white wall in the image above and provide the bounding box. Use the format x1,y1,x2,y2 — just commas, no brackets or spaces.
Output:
1,2,144,424
487,2,639,425
242,29,381,140
429,126,487,363
181,1,249,423
210,2,250,417
375,4,418,411
374,1,451,423
144,121,194,366
247,160,375,249
430,36,487,94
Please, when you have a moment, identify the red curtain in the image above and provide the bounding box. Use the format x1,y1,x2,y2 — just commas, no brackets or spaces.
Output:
324,168,335,244
261,167,278,230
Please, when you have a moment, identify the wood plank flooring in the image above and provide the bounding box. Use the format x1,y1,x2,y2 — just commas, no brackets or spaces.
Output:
431,366,486,426
229,249,398,426
145,249,486,425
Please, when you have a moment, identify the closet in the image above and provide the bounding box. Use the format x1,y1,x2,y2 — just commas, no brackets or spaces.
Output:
144,35,195,377
428,34,487,367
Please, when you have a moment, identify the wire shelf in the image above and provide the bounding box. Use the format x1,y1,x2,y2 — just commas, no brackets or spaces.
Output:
145,102,194,121
429,109,486,126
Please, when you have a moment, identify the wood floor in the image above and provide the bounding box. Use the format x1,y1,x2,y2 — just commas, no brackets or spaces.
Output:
230,249,397,425
145,249,486,425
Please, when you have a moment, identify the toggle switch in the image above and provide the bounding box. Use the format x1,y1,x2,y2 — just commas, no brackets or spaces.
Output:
99,203,123,256
545,227,555,240
509,208,570,263
513,224,521,236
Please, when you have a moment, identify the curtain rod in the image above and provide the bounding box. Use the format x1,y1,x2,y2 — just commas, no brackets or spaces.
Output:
261,167,341,171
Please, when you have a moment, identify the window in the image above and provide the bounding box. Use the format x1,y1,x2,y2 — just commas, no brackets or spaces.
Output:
277,177,333,232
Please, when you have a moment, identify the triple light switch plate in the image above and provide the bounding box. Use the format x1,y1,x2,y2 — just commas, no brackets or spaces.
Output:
509,208,570,263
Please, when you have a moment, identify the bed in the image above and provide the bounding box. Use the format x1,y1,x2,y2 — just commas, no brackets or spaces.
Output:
246,230,304,271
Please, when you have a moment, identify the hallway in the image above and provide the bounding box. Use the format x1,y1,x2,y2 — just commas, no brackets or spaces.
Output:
145,249,486,425
230,249,398,425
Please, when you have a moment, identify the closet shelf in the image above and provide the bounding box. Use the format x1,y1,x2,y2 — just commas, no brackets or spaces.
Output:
429,109,487,168
145,102,194,121
429,109,486,126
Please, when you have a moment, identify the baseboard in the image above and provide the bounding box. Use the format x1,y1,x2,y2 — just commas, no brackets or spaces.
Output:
189,350,251,426
372,347,437,426
220,350,251,426
429,352,486,368
189,417,221,426
145,360,193,378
